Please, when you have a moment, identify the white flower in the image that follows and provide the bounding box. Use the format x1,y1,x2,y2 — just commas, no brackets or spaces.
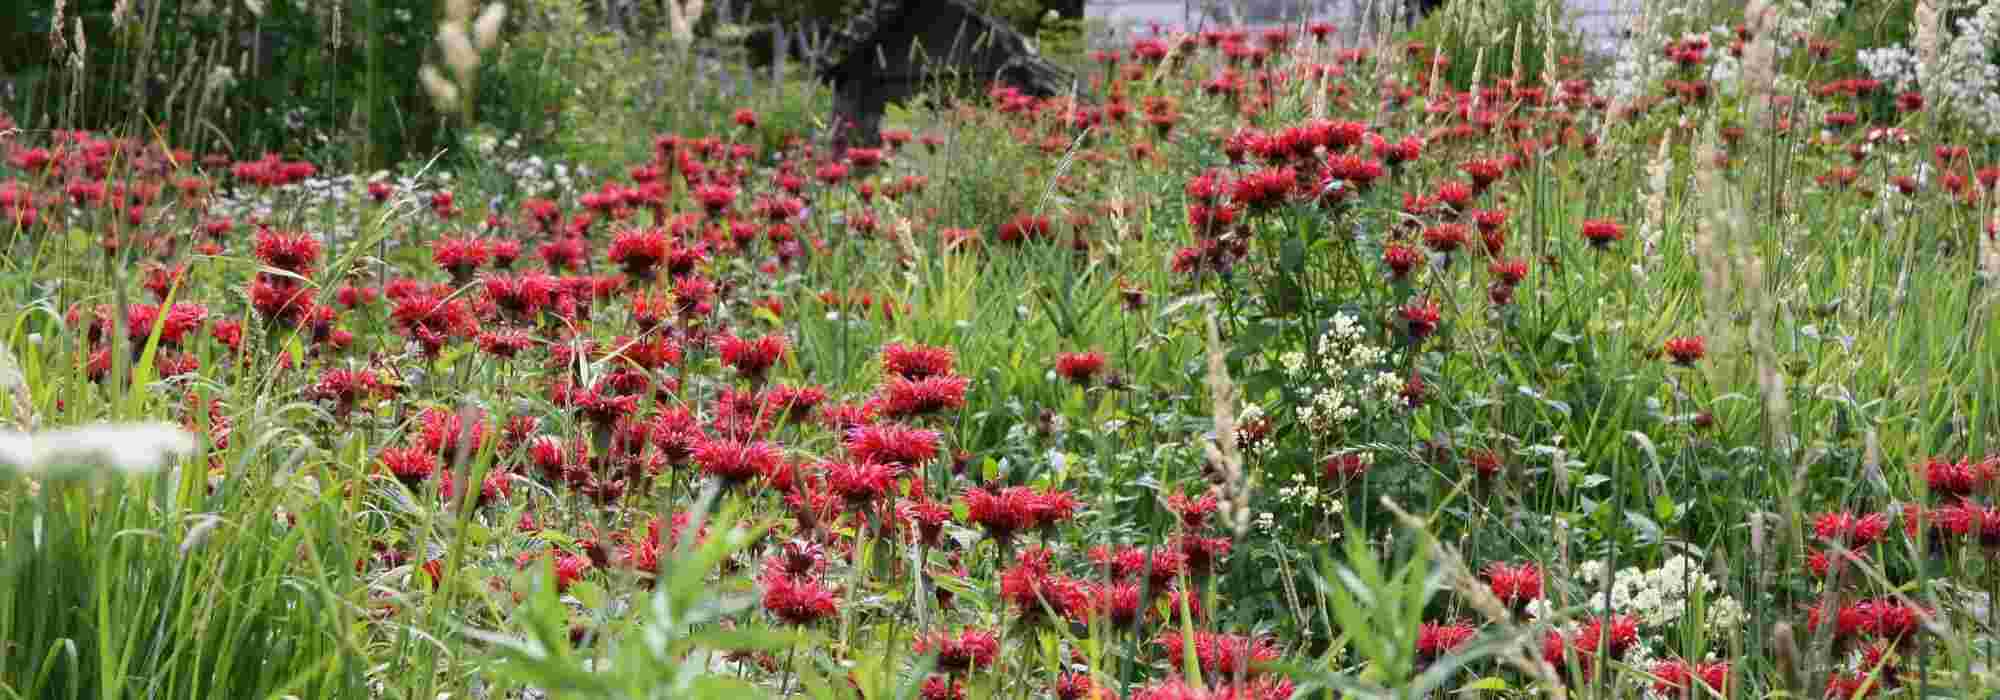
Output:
0,422,198,476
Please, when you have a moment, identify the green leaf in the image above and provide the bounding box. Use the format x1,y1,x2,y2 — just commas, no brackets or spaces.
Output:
1454,676,1510,693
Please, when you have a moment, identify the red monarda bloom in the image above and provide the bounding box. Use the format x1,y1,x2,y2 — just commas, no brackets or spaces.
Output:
879,374,970,418
1916,456,1993,498
1153,630,1281,678
1421,223,1470,253
998,548,1089,621
380,445,438,488
608,227,670,280
311,368,379,416
1053,350,1108,385
691,183,738,216
1400,297,1442,341
552,552,592,592
1650,658,1731,697
962,486,1080,541
732,108,758,128
844,423,940,471
1482,561,1543,606
1580,219,1625,248
1489,258,1528,286
881,342,956,379
693,438,783,486
1664,336,1706,365
1813,511,1891,549
717,333,788,380
1434,180,1475,211
1417,621,1478,662
1382,242,1424,278
760,572,838,626
913,627,1001,674
822,460,898,507
252,228,322,274
431,235,490,282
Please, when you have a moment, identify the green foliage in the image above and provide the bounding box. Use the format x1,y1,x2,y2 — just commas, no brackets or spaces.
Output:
1406,0,1581,89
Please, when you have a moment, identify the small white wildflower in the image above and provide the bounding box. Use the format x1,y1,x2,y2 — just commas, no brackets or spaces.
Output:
0,423,198,476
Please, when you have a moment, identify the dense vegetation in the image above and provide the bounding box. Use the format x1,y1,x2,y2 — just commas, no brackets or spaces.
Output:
6,0,2000,698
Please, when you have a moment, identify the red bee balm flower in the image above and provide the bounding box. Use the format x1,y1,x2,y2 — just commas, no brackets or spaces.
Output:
608,227,671,280
881,342,956,379
1664,336,1706,365
380,446,438,488
1382,242,1425,278
252,229,322,274
693,438,783,486
913,628,1001,673
1580,219,1625,248
1053,350,1108,385
431,235,490,281
1400,297,1442,341
1417,621,1478,661
717,333,788,380
879,375,970,418
760,573,838,626
1421,223,1470,253
845,423,940,470
1483,561,1543,606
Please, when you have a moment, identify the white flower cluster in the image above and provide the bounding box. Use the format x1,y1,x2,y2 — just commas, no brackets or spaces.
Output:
1567,555,1747,629
1857,45,1919,91
1285,313,1402,437
1276,471,1351,517
1935,0,2000,135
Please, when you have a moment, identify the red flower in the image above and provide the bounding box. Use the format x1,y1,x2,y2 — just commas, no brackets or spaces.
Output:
1153,630,1280,678
252,229,322,274
545,552,591,592
1053,350,1108,385
1814,511,1891,549
1917,457,1992,498
1482,561,1543,605
1382,242,1425,278
1417,621,1477,661
918,676,965,700
844,423,939,470
1400,297,1442,341
822,460,898,507
380,446,438,488
431,235,490,280
1580,218,1625,248
761,573,838,626
898,496,953,547
1051,673,1101,700
1167,491,1221,530
691,183,738,215
962,486,1079,540
913,627,1001,673
693,438,783,486
312,368,379,415
608,227,671,280
879,374,970,418
732,108,758,128
998,548,1088,621
1651,658,1731,696
1664,336,1706,365
1323,452,1370,482
717,333,788,380
1464,448,1505,478
881,342,956,379
248,278,315,325
1421,223,1469,253
1434,180,1476,211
